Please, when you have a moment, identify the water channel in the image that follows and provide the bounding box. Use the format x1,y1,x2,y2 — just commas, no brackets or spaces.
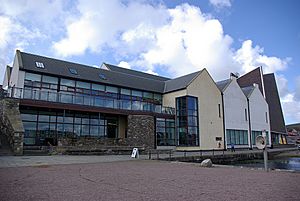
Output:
231,157,300,171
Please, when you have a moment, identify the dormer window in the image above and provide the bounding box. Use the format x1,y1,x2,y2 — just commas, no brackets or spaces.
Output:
69,68,78,75
99,73,106,80
35,62,44,68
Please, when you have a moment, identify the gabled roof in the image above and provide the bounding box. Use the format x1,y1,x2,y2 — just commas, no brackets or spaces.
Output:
237,67,265,96
164,71,201,93
241,86,255,98
216,79,231,92
102,63,170,81
18,51,165,93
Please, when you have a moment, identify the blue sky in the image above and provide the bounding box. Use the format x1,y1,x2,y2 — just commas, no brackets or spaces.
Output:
0,0,299,124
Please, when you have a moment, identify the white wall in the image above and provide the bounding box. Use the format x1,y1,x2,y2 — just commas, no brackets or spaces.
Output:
223,78,250,148
249,87,271,146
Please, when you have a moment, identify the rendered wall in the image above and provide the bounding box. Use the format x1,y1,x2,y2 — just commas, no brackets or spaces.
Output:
249,87,271,146
223,78,250,148
187,69,224,150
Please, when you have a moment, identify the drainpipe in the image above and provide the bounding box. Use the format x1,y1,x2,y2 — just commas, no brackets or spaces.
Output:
221,92,226,150
247,99,252,149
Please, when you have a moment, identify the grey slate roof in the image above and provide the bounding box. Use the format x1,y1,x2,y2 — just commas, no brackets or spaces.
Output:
103,63,170,81
241,86,255,98
164,71,201,93
263,73,287,134
216,79,231,92
19,51,165,93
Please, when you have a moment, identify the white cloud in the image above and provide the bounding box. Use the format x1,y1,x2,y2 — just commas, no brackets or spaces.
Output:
234,40,290,74
281,93,300,123
0,16,44,79
117,61,131,69
209,0,232,9
294,76,300,101
275,74,289,98
53,0,168,57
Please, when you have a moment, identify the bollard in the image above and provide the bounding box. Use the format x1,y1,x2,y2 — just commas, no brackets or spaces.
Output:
148,150,151,160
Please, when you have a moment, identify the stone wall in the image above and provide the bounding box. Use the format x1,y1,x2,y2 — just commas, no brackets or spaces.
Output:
126,115,155,150
0,98,24,155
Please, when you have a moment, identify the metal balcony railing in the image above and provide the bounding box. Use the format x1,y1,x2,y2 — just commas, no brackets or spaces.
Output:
8,87,175,115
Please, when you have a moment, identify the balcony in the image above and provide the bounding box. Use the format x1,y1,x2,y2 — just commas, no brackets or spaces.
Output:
8,87,175,115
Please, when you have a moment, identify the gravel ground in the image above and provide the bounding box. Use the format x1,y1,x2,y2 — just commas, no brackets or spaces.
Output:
0,160,299,201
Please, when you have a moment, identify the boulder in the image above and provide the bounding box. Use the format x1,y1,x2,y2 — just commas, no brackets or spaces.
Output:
200,159,213,167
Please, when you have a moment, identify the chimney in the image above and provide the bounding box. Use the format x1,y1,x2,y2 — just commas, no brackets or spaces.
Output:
230,72,239,80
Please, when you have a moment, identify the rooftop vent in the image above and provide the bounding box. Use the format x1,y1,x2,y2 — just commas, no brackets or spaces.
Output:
69,68,78,75
99,73,107,80
35,62,44,68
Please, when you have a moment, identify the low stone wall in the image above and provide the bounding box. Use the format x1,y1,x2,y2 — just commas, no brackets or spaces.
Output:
0,98,24,155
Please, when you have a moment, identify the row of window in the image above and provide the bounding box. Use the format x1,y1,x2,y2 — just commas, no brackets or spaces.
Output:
21,108,118,146
226,129,270,146
251,130,269,145
226,129,248,145
24,72,162,103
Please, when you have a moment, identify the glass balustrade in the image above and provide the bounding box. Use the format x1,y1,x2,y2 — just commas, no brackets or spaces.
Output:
9,87,175,115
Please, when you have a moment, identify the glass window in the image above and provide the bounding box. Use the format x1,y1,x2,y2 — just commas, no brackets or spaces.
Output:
61,79,75,87
90,126,99,136
132,90,142,97
187,97,197,110
25,73,41,82
21,113,37,121
42,75,58,84
154,93,162,101
143,92,153,99
92,84,105,91
121,88,131,95
176,96,199,146
106,86,118,93
77,81,90,89
69,68,78,75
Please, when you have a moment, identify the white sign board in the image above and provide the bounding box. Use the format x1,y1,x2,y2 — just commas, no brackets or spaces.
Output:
131,148,139,158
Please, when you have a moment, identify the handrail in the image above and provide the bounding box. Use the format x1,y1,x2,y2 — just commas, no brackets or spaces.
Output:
8,87,175,115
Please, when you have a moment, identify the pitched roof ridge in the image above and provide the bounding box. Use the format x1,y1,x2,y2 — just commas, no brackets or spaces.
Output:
103,63,170,81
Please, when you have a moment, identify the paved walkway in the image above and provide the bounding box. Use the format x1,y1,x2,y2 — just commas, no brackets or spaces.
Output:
0,155,148,168
1,160,299,201
0,147,297,168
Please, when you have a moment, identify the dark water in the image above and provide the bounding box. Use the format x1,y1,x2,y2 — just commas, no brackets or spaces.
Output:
232,157,300,171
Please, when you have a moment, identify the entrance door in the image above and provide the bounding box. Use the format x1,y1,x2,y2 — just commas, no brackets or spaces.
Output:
107,119,118,138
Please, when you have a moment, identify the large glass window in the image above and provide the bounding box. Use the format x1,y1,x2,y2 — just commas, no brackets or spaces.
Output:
156,118,176,146
176,96,199,146
20,107,118,146
226,129,248,145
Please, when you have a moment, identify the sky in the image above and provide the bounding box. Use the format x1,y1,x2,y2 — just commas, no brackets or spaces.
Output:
0,0,299,124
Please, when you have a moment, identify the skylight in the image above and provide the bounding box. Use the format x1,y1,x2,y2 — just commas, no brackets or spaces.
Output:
69,68,78,75
35,62,44,68
99,73,107,80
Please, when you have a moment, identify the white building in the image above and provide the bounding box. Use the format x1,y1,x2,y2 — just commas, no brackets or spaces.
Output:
217,75,250,149
242,84,271,148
